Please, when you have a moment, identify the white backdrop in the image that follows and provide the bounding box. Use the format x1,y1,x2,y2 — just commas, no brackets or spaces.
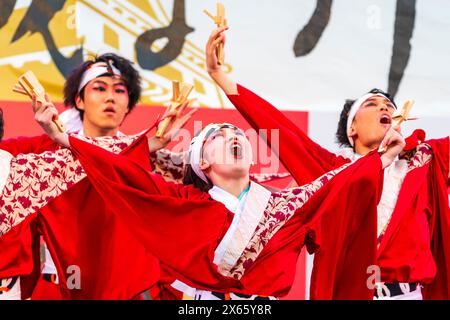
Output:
185,0,450,118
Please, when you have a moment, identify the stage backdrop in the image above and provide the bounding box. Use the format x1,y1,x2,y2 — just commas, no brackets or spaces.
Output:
1,0,449,299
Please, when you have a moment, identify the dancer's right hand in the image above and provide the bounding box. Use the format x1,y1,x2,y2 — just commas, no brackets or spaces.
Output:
379,127,405,168
32,94,69,147
206,26,228,75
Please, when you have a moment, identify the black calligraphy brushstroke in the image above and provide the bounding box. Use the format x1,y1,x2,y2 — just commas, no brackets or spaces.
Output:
388,0,416,97
11,0,66,42
0,0,17,29
10,0,83,78
293,0,332,57
135,0,194,70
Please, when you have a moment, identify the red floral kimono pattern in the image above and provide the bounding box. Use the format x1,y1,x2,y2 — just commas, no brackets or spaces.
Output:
226,163,351,279
0,134,140,236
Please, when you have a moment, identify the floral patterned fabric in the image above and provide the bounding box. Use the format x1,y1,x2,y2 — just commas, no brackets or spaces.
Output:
0,134,139,236
223,163,351,279
150,149,187,184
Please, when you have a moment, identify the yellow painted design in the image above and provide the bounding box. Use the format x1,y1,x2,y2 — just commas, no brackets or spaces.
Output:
0,0,229,108
127,0,159,21
104,25,120,50
194,79,205,95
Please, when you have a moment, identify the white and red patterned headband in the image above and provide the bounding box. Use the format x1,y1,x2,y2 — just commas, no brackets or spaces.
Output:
77,61,122,93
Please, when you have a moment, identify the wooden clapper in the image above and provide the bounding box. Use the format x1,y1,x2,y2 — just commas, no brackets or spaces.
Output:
155,80,194,138
378,99,417,152
204,2,227,65
13,71,65,132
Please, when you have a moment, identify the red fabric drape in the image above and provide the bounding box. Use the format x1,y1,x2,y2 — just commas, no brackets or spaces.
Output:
69,134,382,299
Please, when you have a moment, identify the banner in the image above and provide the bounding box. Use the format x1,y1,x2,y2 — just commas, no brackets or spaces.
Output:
1,0,450,118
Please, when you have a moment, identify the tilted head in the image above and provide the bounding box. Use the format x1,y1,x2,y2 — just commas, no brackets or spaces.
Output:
63,53,141,133
336,88,397,152
184,123,253,191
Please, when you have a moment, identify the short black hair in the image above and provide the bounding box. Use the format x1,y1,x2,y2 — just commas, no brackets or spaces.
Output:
183,164,213,192
182,126,219,192
63,53,141,119
0,108,4,142
335,88,397,148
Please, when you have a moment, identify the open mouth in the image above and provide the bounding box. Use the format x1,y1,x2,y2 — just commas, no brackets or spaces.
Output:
380,114,392,125
230,142,243,159
104,107,116,114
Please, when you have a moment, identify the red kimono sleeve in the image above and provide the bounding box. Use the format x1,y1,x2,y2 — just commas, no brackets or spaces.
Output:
68,135,242,292
305,152,383,299
69,134,383,299
231,153,383,299
227,84,349,184
0,215,39,280
427,137,450,183
0,136,70,298
0,134,58,156
423,137,450,299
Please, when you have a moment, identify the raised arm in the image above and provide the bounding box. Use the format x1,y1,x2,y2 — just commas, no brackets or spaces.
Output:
206,27,238,95
31,94,70,148
205,27,348,184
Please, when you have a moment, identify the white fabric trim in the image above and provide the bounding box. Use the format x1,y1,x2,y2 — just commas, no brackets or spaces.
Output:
42,247,58,280
0,149,13,196
334,147,361,161
215,182,272,276
373,283,422,300
211,185,249,265
171,182,271,298
78,62,122,93
346,93,386,147
60,108,83,134
377,158,408,238
170,280,197,298
193,290,223,300
0,277,21,300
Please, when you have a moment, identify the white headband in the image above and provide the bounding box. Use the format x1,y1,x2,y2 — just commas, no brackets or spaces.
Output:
346,93,387,147
78,61,122,93
188,123,240,183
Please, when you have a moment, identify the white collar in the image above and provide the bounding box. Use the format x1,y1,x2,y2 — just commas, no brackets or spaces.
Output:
208,185,249,214
335,147,361,161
